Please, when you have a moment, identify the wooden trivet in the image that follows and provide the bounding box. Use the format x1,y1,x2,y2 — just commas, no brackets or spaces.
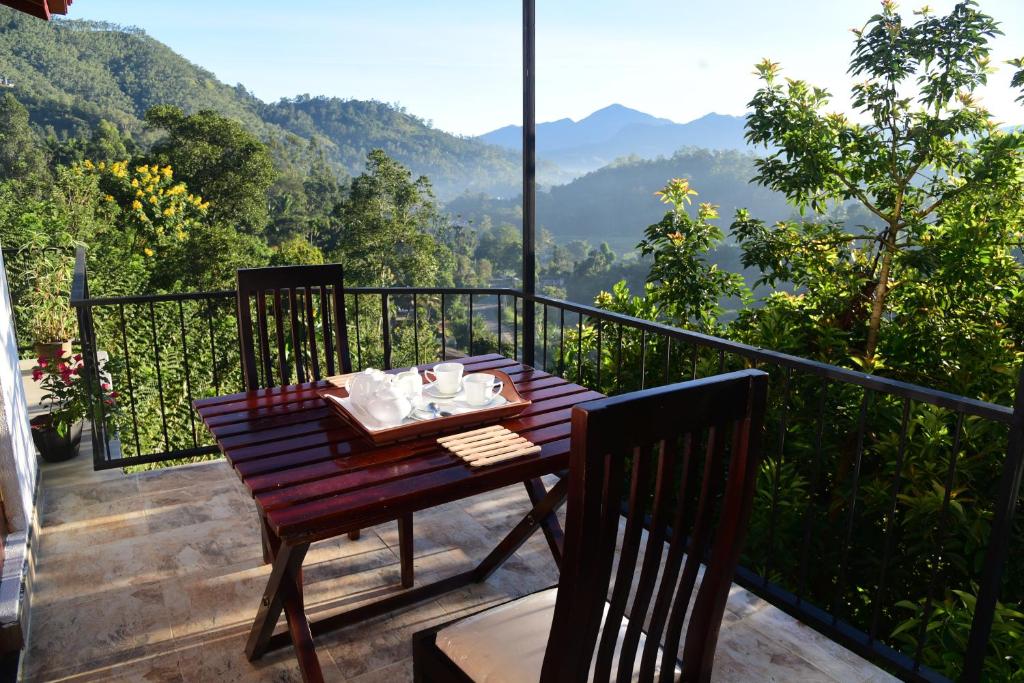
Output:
438,425,541,467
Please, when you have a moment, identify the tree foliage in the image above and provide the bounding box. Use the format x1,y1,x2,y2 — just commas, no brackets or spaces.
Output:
145,105,275,232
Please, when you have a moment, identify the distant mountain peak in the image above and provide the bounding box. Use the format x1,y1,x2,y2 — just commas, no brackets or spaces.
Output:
477,105,749,179
580,103,674,126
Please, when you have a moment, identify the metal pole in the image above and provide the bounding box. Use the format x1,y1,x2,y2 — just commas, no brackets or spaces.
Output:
962,367,1024,681
521,0,536,367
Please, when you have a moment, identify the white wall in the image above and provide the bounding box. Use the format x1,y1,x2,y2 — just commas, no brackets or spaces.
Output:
0,247,37,531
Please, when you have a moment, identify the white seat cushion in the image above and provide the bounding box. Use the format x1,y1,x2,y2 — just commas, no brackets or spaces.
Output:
436,587,679,682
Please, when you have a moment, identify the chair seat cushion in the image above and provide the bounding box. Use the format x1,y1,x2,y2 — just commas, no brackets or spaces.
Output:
436,587,678,682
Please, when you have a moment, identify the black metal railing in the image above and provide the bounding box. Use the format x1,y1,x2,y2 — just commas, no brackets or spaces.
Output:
65,247,1022,682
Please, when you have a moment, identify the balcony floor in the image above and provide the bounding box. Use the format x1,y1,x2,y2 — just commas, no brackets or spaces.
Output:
22,447,898,682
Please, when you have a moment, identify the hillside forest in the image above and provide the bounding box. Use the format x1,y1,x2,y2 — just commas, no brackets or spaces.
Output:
2,2,1024,679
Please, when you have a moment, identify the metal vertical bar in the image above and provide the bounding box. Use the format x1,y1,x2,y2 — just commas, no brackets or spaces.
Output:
558,308,566,377
542,304,548,372
468,293,474,356
576,313,583,383
413,293,420,366
520,0,536,367
663,338,671,385
964,368,1024,681
149,301,170,452
207,299,220,396
177,300,198,448
353,294,362,371
639,330,647,390
118,304,141,457
381,293,392,370
497,294,503,357
595,322,602,388
615,324,623,394
441,294,447,361
513,296,518,361
690,344,698,380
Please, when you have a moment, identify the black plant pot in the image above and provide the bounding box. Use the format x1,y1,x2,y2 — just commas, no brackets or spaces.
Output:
30,416,83,463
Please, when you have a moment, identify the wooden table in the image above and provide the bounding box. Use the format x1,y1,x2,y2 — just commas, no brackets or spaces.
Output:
194,354,604,682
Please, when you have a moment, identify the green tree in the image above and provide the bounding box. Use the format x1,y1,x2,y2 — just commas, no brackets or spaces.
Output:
333,149,450,287
144,105,275,232
636,178,747,329
85,119,131,162
0,93,47,183
742,0,1016,367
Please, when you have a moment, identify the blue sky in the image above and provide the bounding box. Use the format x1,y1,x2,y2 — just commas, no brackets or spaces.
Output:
71,1,1023,136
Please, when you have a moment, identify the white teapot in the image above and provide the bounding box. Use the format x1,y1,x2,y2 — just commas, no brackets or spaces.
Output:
366,385,413,425
346,369,392,408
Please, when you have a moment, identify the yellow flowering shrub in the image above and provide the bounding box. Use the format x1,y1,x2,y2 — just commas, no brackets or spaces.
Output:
74,160,209,259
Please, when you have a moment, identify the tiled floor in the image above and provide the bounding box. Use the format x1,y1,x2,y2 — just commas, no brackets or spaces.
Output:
21,435,898,681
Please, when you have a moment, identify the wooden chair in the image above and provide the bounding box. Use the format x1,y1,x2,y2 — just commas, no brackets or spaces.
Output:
236,264,352,390
235,264,415,587
412,369,768,682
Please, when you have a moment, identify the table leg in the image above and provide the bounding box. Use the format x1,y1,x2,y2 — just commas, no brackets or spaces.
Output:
523,476,565,566
246,540,325,682
399,513,414,588
473,475,569,582
260,516,280,565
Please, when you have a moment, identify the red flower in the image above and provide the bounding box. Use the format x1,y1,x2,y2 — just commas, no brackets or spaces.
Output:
73,354,83,362
101,382,111,391
31,368,43,382
37,358,48,368
109,391,120,399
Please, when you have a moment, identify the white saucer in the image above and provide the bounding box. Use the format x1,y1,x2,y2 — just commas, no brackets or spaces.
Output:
424,382,462,399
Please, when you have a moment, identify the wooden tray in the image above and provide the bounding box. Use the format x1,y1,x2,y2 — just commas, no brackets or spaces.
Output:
316,369,531,446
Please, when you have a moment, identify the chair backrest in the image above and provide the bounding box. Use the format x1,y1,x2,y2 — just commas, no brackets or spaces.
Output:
236,264,351,390
542,369,768,683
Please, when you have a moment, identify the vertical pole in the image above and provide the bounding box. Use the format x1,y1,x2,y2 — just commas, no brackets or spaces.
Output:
521,0,537,367
963,368,1024,681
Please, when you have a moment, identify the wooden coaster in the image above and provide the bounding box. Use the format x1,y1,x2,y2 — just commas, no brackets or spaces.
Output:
438,427,541,467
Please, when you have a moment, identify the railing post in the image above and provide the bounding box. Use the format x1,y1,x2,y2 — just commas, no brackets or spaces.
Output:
520,0,536,367
71,247,108,469
381,292,392,370
962,366,1024,681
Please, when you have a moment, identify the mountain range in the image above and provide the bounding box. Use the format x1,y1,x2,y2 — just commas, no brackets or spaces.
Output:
480,104,749,178
0,8,524,199
0,7,795,254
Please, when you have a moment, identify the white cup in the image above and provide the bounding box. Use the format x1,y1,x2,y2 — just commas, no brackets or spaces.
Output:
463,373,503,406
394,369,423,400
425,362,464,395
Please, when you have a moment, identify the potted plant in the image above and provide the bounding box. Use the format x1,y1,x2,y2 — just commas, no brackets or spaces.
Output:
30,353,117,462
24,249,77,360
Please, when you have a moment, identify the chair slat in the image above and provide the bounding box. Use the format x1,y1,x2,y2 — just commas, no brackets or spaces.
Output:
255,291,273,387
639,434,695,681
321,285,335,376
288,288,305,384
616,440,674,682
331,285,351,375
272,290,288,385
659,423,728,683
594,446,652,682
305,288,320,380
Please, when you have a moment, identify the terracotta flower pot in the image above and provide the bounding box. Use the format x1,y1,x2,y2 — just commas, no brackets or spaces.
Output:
30,415,83,463
33,340,74,362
